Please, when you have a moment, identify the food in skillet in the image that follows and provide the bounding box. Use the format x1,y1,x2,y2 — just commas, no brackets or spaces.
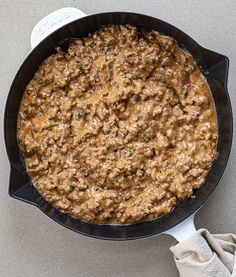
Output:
18,25,217,223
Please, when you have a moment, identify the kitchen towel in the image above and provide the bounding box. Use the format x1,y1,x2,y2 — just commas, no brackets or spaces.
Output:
170,229,236,277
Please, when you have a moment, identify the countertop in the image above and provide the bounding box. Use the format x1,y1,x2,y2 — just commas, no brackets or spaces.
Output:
0,1,235,276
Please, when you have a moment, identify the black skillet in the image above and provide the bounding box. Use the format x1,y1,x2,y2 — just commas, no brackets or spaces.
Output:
4,9,233,240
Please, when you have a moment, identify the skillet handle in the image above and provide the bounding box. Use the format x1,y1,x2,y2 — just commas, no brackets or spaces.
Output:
31,7,87,49
163,214,196,242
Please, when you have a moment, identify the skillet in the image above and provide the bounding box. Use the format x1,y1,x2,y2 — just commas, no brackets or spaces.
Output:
4,8,233,240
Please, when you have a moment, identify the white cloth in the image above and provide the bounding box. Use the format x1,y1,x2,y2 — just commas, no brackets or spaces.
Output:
170,229,236,277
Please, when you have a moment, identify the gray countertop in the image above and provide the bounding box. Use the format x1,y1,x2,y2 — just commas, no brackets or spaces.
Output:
0,1,235,276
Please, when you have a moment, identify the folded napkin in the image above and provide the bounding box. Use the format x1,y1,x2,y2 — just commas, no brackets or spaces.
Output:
170,229,236,277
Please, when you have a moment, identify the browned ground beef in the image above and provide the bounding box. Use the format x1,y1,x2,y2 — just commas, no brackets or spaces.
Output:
18,25,217,223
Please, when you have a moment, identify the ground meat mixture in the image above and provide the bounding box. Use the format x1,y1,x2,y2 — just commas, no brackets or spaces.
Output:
18,25,217,223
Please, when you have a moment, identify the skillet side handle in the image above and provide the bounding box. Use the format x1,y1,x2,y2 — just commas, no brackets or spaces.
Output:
208,57,229,89
201,48,229,89
164,214,196,242
31,7,87,49
9,166,37,206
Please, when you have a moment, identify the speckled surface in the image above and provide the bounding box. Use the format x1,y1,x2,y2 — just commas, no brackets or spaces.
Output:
0,1,235,276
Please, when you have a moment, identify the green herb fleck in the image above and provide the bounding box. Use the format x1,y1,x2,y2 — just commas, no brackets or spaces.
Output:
52,116,59,122
68,185,75,193
180,87,188,97
104,56,109,62
124,170,129,178
77,114,86,121
80,64,86,69
105,179,117,185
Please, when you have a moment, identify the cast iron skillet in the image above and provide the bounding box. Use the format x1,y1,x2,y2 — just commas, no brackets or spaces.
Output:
4,11,233,240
